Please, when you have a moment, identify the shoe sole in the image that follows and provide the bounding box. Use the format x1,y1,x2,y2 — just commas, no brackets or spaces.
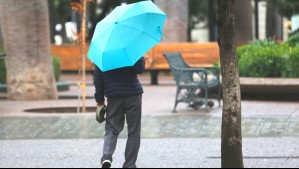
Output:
102,160,111,168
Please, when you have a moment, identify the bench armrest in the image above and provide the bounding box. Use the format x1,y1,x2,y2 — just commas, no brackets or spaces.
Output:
201,67,220,81
171,66,209,83
183,66,220,81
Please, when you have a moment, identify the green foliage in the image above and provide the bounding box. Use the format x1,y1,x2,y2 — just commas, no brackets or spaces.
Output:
52,56,61,82
0,48,5,83
237,39,294,78
0,57,6,84
283,47,299,77
287,29,299,47
213,61,221,70
0,56,61,84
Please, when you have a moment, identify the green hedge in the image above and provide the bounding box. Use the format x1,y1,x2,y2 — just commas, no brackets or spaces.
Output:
52,56,61,82
214,39,299,78
237,40,291,77
287,29,299,47
284,47,299,77
0,57,6,84
0,48,4,83
0,56,61,84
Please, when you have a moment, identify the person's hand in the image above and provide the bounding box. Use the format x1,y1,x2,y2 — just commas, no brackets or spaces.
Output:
143,56,148,61
97,102,105,106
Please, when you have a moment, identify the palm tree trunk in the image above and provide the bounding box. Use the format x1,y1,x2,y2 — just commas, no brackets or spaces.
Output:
155,0,189,42
217,0,244,168
0,0,58,100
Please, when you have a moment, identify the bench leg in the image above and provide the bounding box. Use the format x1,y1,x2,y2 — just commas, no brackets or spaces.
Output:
150,70,159,85
205,88,208,111
172,88,180,113
218,84,222,107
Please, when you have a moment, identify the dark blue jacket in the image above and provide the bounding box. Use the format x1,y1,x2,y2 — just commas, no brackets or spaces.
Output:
94,58,145,103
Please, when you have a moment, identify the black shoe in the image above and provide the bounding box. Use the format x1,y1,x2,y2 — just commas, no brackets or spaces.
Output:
101,155,112,168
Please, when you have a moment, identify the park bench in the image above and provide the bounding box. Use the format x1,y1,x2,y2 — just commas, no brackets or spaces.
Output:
51,42,221,85
145,42,220,84
51,45,94,72
163,52,221,112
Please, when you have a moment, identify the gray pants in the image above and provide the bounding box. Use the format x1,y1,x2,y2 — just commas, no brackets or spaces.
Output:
103,95,142,168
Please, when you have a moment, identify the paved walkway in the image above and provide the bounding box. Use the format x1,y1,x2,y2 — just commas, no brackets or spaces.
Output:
0,74,299,168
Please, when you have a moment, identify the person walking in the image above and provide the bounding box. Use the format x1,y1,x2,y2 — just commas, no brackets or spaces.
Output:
94,56,146,168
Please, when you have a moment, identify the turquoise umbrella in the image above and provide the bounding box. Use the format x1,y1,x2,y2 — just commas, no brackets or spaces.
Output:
88,0,167,72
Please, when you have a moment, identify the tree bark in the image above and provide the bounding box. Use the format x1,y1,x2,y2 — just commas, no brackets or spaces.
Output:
0,0,58,100
48,0,56,43
234,0,253,43
217,0,244,168
155,0,189,42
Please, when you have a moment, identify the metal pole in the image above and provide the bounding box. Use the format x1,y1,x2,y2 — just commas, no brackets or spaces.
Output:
254,0,260,39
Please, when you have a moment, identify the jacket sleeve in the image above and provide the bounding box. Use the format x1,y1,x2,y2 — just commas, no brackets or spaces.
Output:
132,57,145,74
94,66,105,103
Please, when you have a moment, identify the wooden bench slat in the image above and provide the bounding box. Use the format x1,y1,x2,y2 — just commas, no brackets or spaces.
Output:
51,42,220,72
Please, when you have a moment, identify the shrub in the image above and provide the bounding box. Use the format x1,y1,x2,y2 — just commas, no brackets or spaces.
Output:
213,61,221,70
237,40,290,77
0,58,6,84
0,56,61,84
287,28,299,47
52,56,61,82
283,47,299,77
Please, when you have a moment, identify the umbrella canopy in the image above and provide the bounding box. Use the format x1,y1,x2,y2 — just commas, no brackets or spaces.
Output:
88,0,167,72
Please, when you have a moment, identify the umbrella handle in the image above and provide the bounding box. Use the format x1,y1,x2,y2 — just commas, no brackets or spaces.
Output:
158,26,166,41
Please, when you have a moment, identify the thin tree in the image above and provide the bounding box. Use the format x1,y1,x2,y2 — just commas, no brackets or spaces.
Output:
217,0,244,168
71,0,94,113
0,0,58,100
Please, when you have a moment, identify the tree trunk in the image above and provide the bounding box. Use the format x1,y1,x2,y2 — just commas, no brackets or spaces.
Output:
217,0,244,168
234,0,253,43
48,0,56,43
155,0,189,42
0,0,58,100
266,0,283,40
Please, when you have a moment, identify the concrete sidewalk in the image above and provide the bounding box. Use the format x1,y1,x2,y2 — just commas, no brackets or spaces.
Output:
0,74,299,168
0,138,298,168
